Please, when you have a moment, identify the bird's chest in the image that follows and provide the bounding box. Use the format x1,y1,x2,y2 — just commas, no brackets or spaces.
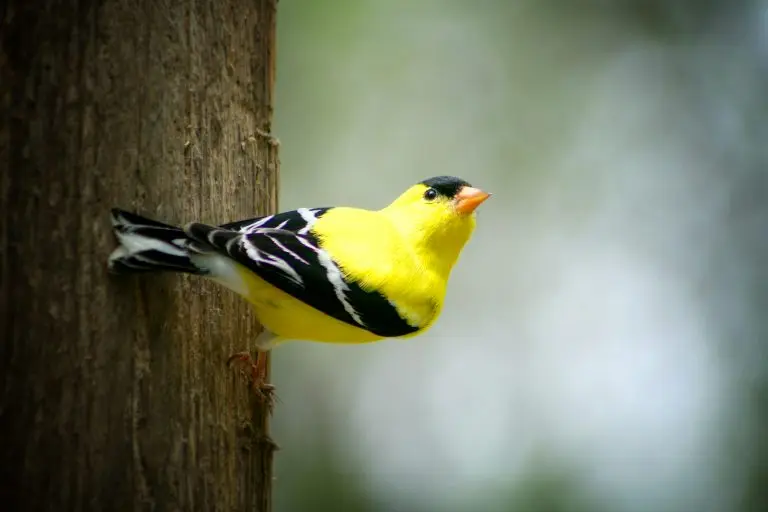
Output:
313,214,447,331
383,268,445,330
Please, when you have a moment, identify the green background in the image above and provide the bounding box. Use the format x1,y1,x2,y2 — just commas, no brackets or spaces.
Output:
270,1,768,510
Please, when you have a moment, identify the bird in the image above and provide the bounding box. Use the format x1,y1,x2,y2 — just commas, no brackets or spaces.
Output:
108,176,490,404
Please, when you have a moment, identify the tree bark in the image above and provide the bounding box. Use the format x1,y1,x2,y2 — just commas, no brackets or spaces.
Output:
0,0,278,510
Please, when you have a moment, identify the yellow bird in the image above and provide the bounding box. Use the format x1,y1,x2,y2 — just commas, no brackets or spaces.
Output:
109,176,490,399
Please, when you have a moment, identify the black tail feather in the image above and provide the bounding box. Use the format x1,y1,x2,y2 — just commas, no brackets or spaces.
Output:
108,209,206,275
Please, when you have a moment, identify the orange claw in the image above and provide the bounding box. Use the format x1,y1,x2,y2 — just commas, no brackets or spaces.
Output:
227,351,275,411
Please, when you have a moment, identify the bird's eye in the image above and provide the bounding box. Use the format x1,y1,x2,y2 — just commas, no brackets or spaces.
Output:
424,188,438,201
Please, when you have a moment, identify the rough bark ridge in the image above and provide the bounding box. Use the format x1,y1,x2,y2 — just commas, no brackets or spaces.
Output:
0,0,278,510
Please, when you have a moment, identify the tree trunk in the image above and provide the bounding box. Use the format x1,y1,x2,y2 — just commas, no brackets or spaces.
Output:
0,0,278,510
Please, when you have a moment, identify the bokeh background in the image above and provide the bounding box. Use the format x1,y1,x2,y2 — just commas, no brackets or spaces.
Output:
270,1,768,511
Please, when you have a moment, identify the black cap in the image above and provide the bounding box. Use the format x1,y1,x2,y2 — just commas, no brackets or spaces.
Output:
419,176,472,198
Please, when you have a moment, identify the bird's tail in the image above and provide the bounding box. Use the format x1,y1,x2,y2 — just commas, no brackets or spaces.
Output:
108,208,207,275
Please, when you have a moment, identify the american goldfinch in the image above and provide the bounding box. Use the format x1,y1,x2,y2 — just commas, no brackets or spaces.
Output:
109,176,490,400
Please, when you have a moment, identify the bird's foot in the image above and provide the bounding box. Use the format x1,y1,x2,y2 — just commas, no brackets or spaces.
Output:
227,351,276,412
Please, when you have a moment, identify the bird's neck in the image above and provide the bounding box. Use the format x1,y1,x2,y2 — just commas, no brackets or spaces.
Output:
414,234,467,280
383,212,474,280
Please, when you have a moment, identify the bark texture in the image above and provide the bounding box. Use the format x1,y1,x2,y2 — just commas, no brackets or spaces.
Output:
0,0,278,510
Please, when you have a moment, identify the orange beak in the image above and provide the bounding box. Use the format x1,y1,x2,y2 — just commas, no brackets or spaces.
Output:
454,186,491,214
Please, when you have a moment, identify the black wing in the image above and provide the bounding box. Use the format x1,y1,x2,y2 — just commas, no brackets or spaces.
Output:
186,215,419,338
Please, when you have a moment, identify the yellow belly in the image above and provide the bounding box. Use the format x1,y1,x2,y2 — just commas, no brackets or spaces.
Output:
236,265,387,344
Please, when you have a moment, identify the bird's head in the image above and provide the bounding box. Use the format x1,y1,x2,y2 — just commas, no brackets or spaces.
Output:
381,176,491,273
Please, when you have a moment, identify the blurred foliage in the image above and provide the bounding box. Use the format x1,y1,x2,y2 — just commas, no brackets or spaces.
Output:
272,1,768,511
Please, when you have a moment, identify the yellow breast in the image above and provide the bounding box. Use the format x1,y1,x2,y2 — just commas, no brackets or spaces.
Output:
313,208,447,335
